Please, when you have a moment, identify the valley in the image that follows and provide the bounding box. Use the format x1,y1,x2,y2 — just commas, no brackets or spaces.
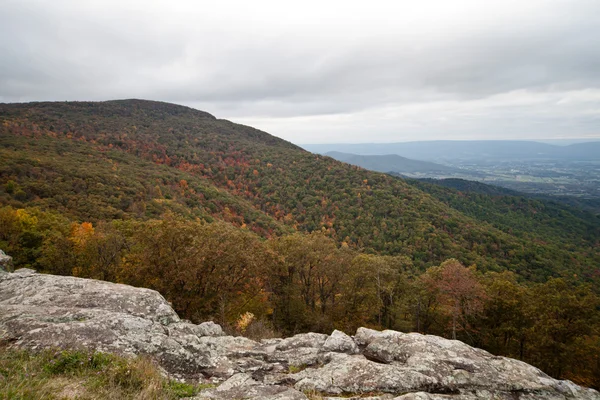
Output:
313,142,600,203
446,159,600,199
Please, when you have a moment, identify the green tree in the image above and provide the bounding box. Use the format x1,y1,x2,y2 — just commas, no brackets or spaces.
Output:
527,279,599,379
119,215,270,324
480,271,531,357
268,232,351,333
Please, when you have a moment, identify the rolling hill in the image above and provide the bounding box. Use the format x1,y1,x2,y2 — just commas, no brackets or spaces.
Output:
406,178,600,246
1,99,599,281
2,99,600,386
324,151,463,175
304,140,600,162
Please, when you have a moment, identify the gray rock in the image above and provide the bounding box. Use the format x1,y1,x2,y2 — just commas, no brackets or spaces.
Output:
0,270,213,378
267,346,321,368
194,335,277,379
197,321,225,337
354,327,402,347
292,329,600,399
364,338,408,364
322,329,359,354
392,390,588,400
0,250,13,273
275,332,329,351
393,394,463,400
1,270,598,400
0,270,179,324
215,373,258,391
325,396,395,400
194,373,308,399
292,354,437,395
325,397,395,400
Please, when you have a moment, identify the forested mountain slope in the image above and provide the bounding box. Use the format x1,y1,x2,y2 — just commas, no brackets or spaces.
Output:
1,100,599,280
408,178,600,246
416,177,600,214
0,134,289,236
2,100,600,387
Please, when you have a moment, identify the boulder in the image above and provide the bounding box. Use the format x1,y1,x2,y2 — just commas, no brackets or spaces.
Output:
0,269,216,379
354,327,402,346
197,321,226,337
322,329,359,354
292,354,437,395
0,268,178,324
267,346,321,368
275,332,329,351
291,329,600,399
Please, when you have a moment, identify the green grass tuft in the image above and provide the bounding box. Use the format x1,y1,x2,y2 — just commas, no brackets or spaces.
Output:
0,347,203,399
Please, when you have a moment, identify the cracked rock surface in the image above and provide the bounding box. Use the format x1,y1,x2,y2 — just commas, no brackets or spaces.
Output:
1,269,598,400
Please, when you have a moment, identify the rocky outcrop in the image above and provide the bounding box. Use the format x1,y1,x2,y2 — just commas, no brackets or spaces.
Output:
0,250,13,273
1,269,598,400
197,373,307,400
0,268,222,378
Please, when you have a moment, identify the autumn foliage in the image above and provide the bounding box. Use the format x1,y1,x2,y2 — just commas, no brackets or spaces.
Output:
1,100,600,387
1,205,599,388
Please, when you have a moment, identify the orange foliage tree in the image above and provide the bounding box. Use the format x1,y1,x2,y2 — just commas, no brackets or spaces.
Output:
422,259,487,340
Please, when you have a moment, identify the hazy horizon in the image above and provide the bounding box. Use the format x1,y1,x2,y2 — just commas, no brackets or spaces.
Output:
2,1,599,143
298,138,600,146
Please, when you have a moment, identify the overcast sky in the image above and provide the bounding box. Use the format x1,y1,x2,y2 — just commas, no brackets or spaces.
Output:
1,0,599,143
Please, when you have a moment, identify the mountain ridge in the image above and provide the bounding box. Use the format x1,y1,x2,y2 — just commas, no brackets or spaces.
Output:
324,151,461,174
2,99,600,387
303,140,600,161
1,99,599,278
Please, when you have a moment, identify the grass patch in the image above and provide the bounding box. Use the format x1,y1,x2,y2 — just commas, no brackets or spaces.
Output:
303,389,324,400
167,380,209,397
0,347,204,399
288,364,308,374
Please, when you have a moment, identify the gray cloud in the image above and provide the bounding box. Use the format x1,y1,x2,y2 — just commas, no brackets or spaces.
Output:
1,0,599,142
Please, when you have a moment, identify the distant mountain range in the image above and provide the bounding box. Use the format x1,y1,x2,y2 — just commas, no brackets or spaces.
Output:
416,178,600,214
324,151,465,175
304,140,600,162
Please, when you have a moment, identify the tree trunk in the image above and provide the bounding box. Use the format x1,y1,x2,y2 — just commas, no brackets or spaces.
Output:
452,300,458,340
452,312,457,340
416,298,421,332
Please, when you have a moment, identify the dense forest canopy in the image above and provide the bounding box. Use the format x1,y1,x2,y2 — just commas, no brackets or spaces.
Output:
1,100,599,387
